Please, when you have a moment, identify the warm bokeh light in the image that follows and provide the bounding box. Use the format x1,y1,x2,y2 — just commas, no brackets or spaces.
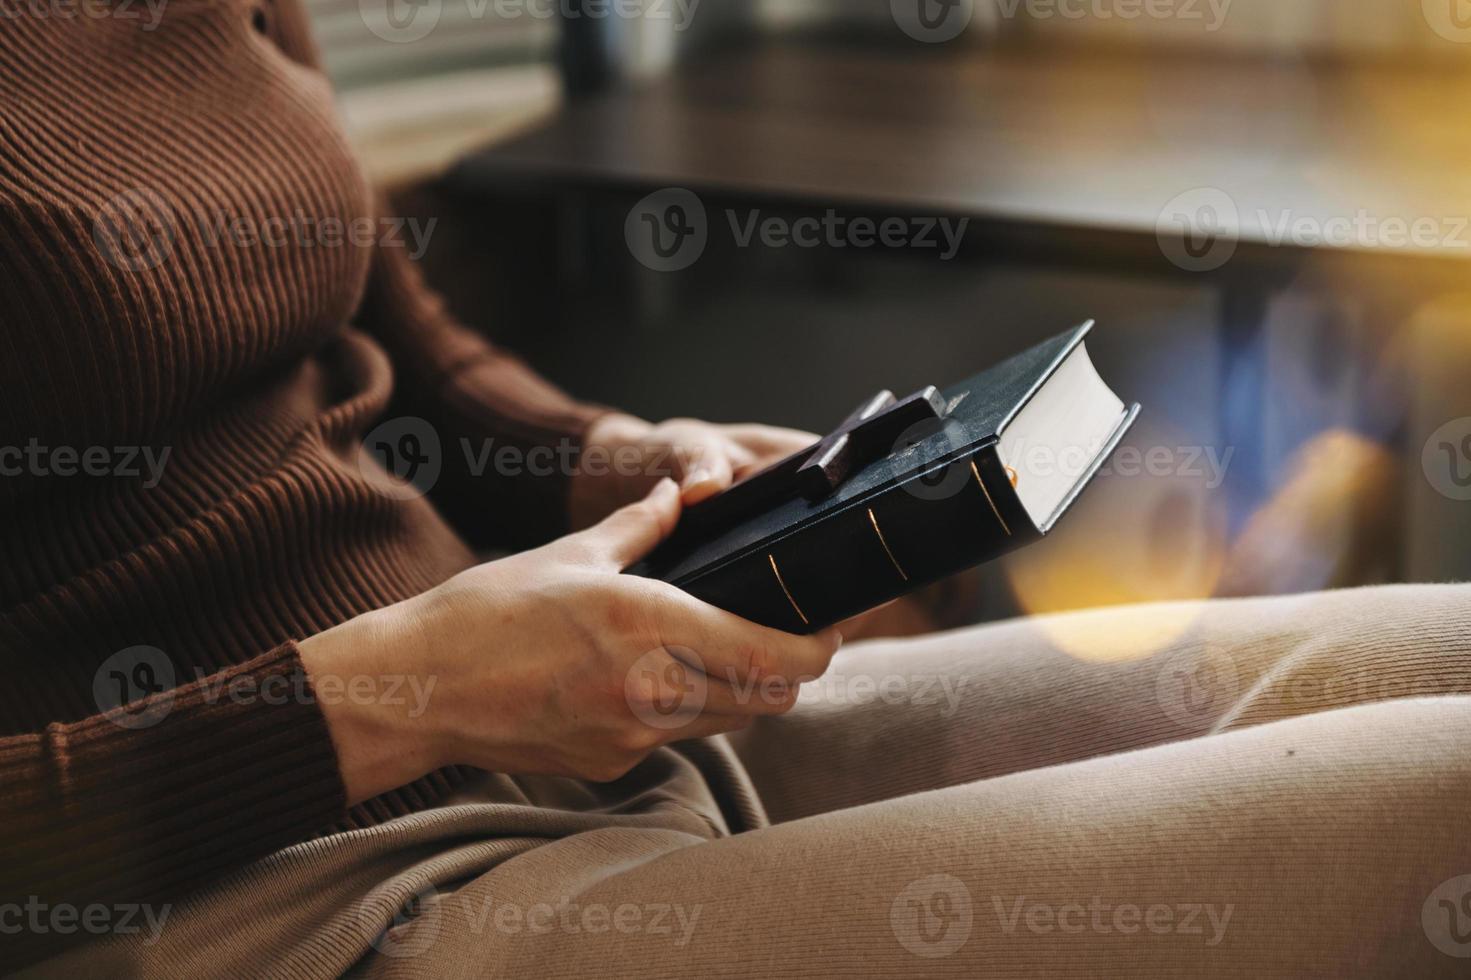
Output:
1216,429,1397,596
1003,421,1229,662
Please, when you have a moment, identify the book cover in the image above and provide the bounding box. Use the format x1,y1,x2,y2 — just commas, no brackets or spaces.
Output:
634,322,1140,632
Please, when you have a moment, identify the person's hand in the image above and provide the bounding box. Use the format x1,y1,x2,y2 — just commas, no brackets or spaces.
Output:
300,479,843,805
569,413,818,529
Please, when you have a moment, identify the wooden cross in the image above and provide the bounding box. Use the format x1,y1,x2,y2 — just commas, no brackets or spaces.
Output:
794,386,950,500
682,387,951,536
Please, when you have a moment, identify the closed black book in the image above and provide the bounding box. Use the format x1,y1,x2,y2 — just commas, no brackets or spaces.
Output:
633,322,1140,633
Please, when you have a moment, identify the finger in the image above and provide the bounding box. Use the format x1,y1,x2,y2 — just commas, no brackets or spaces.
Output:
561,478,682,570
833,598,900,640
660,594,844,687
700,673,801,716
723,424,820,457
679,437,735,506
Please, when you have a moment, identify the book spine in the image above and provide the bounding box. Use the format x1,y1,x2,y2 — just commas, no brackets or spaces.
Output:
674,445,1037,633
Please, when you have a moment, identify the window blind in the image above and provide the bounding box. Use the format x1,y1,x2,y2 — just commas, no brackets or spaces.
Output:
304,0,558,91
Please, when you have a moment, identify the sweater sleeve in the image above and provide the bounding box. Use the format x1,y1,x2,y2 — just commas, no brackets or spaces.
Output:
354,235,610,549
0,643,346,966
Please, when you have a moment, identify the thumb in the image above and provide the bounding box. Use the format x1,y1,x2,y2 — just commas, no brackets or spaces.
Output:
567,478,682,570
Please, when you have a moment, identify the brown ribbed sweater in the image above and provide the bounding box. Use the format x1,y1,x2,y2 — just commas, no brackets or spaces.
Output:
0,2,603,962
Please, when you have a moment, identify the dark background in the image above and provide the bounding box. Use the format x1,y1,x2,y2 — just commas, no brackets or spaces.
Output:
324,0,1471,632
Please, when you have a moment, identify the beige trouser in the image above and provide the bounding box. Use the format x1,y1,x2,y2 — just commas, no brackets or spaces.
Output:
28,585,1471,978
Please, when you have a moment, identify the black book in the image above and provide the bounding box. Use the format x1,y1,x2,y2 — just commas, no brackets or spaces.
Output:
633,322,1140,633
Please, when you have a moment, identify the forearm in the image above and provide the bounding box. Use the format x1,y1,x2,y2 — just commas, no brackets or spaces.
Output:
297,598,444,806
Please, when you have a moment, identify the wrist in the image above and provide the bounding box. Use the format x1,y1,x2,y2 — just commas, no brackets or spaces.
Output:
298,601,444,806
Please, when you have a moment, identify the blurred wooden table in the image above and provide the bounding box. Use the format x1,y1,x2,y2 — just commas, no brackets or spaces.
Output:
454,39,1471,277
451,40,1471,540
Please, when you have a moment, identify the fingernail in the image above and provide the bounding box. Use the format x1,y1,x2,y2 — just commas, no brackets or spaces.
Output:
684,467,713,488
